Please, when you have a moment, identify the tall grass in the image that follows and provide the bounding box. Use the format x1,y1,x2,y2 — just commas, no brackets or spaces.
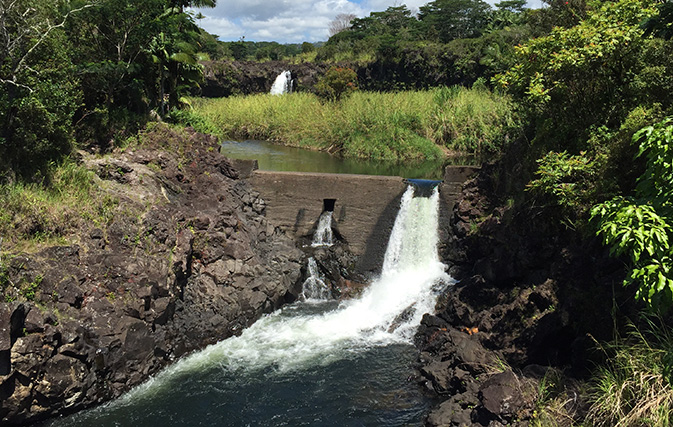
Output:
190,87,519,161
585,319,673,426
0,160,117,249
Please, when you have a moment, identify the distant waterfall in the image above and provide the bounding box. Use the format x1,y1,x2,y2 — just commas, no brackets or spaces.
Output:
301,257,331,301
270,70,292,95
311,211,333,247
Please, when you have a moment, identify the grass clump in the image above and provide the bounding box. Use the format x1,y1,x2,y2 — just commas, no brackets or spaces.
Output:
0,160,117,249
586,319,673,427
191,87,519,161
531,369,583,427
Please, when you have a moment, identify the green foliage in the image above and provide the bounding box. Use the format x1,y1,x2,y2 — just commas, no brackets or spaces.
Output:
419,0,492,42
592,118,673,310
166,109,220,136
527,0,588,36
20,275,43,301
314,67,358,101
430,85,521,155
0,0,82,180
496,0,659,152
0,160,118,246
528,151,600,210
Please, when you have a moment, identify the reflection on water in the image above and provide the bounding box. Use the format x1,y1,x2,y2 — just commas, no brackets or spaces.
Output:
220,140,473,179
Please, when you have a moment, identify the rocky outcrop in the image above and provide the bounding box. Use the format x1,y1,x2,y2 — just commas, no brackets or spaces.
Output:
417,165,631,426
0,126,304,425
200,60,334,97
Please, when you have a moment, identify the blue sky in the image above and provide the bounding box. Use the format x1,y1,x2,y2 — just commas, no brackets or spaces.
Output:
193,0,541,44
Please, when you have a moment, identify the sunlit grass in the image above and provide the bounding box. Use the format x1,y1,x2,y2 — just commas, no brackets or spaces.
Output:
0,160,117,250
190,87,520,161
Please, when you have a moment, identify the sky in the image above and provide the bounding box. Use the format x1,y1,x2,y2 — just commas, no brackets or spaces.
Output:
193,0,542,44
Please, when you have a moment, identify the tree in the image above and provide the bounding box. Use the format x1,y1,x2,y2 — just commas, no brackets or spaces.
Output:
0,0,87,180
229,39,248,60
418,0,492,42
328,13,357,37
495,0,657,150
495,0,526,13
301,42,315,54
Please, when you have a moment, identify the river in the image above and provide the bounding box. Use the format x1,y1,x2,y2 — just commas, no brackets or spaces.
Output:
47,173,451,427
219,140,472,179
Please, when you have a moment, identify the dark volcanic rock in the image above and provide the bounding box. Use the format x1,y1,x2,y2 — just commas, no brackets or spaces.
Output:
0,126,304,425
418,162,632,426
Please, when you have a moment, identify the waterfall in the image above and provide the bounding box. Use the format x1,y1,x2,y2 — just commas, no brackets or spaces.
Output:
270,70,292,95
311,210,333,247
301,257,331,301
100,185,451,403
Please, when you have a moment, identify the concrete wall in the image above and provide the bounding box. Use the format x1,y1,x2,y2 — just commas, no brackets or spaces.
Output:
250,166,477,275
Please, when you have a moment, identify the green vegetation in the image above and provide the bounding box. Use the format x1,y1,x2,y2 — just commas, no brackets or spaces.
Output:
2,0,673,423
314,67,359,101
0,0,215,181
191,87,518,160
0,161,118,248
592,118,673,310
587,319,673,426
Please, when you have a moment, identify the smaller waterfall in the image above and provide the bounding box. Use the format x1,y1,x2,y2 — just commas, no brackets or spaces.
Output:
270,70,292,95
302,257,331,300
311,211,333,247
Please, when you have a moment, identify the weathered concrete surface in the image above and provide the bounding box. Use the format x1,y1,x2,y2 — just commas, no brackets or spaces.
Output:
250,166,478,275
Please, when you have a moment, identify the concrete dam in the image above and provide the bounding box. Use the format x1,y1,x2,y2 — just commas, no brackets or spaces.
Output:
245,164,478,274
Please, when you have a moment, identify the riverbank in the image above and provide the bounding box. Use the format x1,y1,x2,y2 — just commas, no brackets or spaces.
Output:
415,160,643,426
0,125,305,424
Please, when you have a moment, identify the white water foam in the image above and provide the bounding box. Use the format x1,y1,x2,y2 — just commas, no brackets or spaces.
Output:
301,257,331,300
115,185,451,403
311,210,333,247
270,70,292,95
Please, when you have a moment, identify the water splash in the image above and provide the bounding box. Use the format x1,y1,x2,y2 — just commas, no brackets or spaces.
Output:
302,257,331,301
270,70,292,95
311,210,333,247
104,185,451,403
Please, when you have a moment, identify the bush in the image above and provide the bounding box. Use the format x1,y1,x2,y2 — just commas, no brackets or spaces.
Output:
591,117,673,310
314,67,358,101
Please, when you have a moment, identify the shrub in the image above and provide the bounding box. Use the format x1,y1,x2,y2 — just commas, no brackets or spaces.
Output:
314,67,358,101
591,117,673,310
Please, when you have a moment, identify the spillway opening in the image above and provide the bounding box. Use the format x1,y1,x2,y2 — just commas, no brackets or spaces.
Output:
323,198,336,212
404,178,443,197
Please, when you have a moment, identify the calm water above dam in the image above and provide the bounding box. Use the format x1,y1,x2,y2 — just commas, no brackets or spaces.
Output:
219,140,471,179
